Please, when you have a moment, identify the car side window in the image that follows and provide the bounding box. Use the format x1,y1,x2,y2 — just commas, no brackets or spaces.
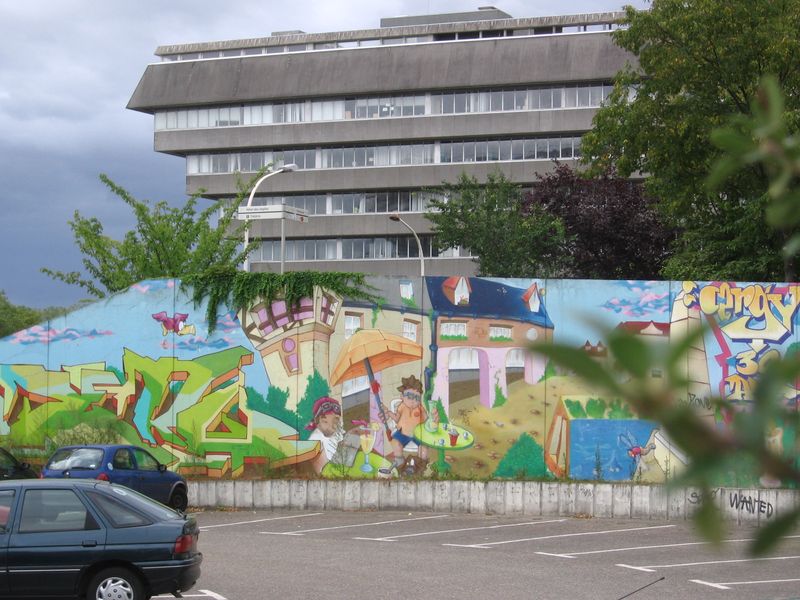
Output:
132,448,159,471
112,449,134,470
0,450,16,470
85,491,150,528
19,489,99,533
0,490,15,531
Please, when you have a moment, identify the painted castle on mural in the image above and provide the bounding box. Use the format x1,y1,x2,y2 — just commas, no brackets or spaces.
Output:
0,277,796,484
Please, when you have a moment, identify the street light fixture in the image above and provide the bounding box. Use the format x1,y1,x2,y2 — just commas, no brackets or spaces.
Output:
389,213,425,278
242,164,298,272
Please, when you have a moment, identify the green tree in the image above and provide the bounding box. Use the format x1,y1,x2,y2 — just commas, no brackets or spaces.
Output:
0,291,64,338
42,173,259,298
426,171,570,277
581,0,800,280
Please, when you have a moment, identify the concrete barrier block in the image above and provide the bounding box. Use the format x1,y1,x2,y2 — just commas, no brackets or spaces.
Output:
196,482,216,507
667,487,685,520
631,485,649,518
416,481,434,511
541,482,560,516
486,481,505,515
469,481,486,513
187,481,199,507
379,481,398,509
344,481,361,510
776,489,798,516
559,483,577,516
522,482,542,516
451,481,470,513
612,484,631,518
253,481,271,509
758,489,778,525
685,487,704,518
361,481,379,510
397,480,416,509
271,480,290,509
594,484,613,519
290,480,308,509
433,481,452,512
325,480,344,510
505,482,524,515
649,485,667,519
306,480,325,509
216,481,234,507
234,480,253,509
575,483,593,516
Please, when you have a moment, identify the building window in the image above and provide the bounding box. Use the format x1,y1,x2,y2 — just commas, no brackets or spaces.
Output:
402,319,419,342
489,325,513,341
441,321,467,340
399,280,413,300
344,313,362,339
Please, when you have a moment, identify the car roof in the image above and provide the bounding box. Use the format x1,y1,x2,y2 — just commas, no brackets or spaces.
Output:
0,478,103,490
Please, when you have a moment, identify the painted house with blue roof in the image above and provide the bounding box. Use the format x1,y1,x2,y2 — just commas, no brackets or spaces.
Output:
426,276,554,411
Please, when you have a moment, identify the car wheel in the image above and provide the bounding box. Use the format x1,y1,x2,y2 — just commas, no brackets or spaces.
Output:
169,488,188,511
87,567,144,600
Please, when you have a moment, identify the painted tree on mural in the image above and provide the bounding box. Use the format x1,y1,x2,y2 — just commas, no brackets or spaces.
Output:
297,370,331,440
41,173,258,298
581,0,800,281
493,433,550,479
524,164,674,280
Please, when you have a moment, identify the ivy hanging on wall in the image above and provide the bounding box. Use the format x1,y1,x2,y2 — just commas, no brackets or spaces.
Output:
183,267,379,333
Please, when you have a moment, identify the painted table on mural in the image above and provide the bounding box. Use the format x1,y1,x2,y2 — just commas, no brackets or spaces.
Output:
321,451,392,479
413,423,474,472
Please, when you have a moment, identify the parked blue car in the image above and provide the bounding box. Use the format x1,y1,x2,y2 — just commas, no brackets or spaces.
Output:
42,445,188,511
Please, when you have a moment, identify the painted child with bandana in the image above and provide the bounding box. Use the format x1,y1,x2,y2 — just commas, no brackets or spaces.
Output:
306,396,344,473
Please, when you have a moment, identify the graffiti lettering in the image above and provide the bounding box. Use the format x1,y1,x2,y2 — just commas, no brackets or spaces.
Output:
679,392,711,411
687,488,720,505
729,492,774,518
697,283,800,344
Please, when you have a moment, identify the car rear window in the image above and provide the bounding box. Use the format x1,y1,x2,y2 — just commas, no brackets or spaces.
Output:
102,485,181,521
85,491,151,528
47,448,104,471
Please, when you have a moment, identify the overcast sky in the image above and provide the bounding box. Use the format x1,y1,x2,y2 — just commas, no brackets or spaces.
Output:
0,0,648,309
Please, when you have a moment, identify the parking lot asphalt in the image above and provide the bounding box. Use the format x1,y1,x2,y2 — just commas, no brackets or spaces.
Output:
187,509,800,600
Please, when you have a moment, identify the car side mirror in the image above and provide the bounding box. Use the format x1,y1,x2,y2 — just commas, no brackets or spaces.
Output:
158,464,167,473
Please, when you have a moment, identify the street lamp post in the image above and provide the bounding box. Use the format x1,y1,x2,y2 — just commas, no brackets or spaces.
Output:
242,164,297,272
389,213,425,278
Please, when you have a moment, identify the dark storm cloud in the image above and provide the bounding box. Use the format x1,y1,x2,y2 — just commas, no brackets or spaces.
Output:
0,0,646,308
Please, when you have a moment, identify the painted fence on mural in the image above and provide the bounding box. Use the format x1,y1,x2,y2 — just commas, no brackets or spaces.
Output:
0,277,797,487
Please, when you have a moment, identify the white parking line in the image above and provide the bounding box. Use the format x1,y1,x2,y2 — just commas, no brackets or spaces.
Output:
199,513,323,530
691,577,800,591
260,514,449,536
355,519,567,542
618,555,800,573
444,524,676,549
535,534,800,559
153,592,227,599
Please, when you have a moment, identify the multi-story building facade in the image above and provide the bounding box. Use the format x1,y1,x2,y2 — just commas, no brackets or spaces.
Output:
128,6,632,276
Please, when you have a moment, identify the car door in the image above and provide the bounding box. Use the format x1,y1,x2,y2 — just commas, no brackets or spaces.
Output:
131,448,170,504
109,448,136,489
0,489,16,596
7,487,106,597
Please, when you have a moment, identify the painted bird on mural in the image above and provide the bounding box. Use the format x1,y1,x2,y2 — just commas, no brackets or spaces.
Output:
151,312,196,336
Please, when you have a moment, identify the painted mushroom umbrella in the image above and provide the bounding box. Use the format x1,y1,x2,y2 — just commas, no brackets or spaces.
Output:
329,329,423,440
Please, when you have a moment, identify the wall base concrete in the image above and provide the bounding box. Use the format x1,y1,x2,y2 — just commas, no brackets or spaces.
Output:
187,480,798,523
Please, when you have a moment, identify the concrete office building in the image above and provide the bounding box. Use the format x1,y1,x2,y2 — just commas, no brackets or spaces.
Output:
128,7,632,276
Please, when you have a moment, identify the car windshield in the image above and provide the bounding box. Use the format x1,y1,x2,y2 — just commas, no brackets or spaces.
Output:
101,484,182,521
47,448,104,471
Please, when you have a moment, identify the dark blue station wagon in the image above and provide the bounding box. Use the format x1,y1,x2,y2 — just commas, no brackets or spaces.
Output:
0,478,201,599
42,445,188,511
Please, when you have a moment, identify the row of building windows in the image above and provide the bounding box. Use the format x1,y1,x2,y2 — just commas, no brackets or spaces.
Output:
160,24,623,62
186,136,582,174
251,236,473,263
246,190,437,215
154,83,611,130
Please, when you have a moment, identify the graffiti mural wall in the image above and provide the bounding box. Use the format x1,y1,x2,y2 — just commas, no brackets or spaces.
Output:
0,277,796,485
